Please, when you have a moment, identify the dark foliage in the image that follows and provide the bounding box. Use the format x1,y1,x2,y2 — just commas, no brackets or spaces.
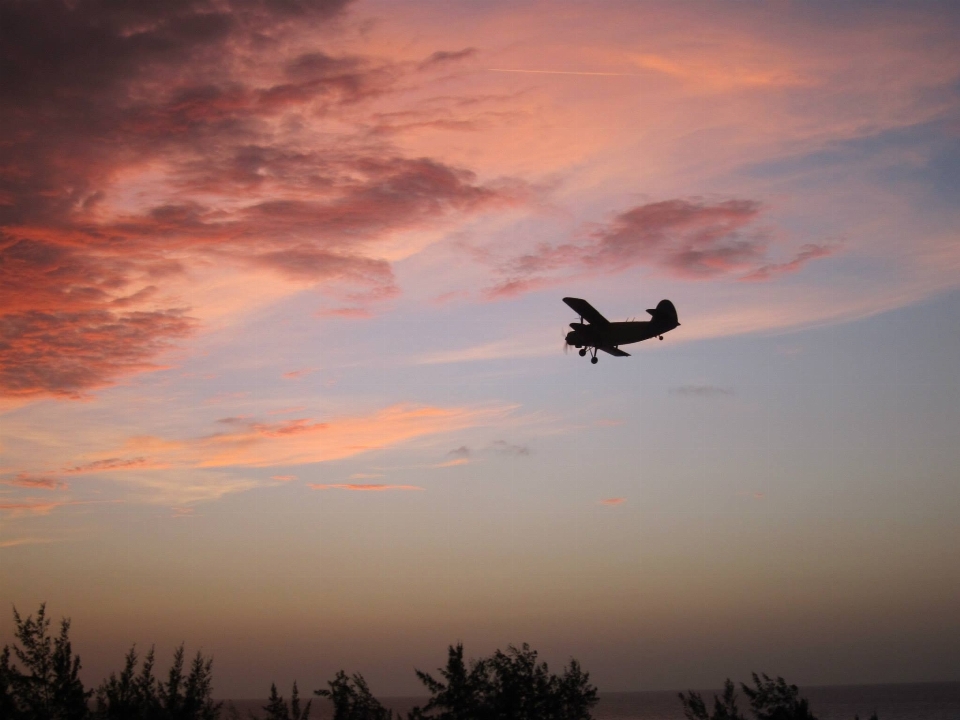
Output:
94,642,221,720
409,642,598,720
94,646,158,719
314,671,393,720
680,673,879,720
3,604,91,720
679,679,745,720
262,681,311,720
741,674,816,720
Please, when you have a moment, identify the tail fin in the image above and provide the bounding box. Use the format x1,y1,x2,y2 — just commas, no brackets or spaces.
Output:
647,299,679,326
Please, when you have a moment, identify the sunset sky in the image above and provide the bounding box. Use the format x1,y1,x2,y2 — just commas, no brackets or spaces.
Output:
2,0,959,698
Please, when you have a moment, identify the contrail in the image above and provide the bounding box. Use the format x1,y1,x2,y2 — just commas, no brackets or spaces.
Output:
489,68,641,77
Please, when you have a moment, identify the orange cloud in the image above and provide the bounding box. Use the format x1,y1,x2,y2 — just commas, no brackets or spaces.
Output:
190,404,511,469
282,368,317,380
25,404,514,488
599,498,626,506
4,473,68,490
0,500,79,517
432,458,470,468
307,483,423,491
61,457,160,474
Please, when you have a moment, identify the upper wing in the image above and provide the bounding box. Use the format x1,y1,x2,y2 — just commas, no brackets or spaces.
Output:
562,297,610,326
599,346,630,357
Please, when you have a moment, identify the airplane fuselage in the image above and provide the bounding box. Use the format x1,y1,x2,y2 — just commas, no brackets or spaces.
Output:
566,319,676,349
562,297,679,362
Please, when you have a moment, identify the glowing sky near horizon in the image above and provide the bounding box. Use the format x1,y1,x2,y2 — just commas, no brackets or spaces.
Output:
2,0,959,698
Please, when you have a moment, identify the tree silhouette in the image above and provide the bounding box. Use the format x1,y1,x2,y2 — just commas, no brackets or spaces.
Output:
1,645,19,719
741,674,816,720
94,642,221,720
679,679,745,720
314,671,393,720
3,604,91,720
409,643,597,720
679,674,879,720
262,681,311,720
94,646,159,719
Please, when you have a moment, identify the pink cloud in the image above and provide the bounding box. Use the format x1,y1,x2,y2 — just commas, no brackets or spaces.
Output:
282,368,317,380
317,307,374,319
0,1,526,400
57,403,514,473
599,497,626,506
484,199,832,298
307,483,423,491
61,457,158,474
433,458,470,468
594,419,624,428
270,475,298,482
0,500,79,517
4,473,68,491
740,243,835,281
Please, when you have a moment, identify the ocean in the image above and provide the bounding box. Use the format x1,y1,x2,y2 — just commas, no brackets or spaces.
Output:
225,681,960,719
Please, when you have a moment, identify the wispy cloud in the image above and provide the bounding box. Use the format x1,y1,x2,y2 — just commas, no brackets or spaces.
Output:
489,440,530,456
0,536,59,549
282,368,318,380
307,483,423,491
421,48,479,70
414,334,555,365
489,68,642,77
594,419,624,428
484,199,831,299
0,500,83,517
432,458,470,468
599,497,626,506
62,457,160,474
670,385,735,398
4,473,68,491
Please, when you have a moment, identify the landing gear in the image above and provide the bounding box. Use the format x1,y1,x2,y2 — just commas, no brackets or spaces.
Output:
579,348,587,357
591,356,598,364
658,335,663,341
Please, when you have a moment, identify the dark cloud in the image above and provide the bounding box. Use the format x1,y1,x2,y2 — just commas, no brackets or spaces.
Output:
485,199,832,298
418,48,479,70
3,473,68,491
0,308,193,398
669,385,735,398
0,0,524,398
489,440,530,456
448,445,471,458
61,458,153,474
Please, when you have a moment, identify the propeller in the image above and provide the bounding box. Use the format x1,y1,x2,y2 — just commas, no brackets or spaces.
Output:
562,326,571,354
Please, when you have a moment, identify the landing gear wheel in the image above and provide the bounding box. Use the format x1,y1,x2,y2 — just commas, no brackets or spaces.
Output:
579,348,587,357
658,335,663,341
590,356,598,364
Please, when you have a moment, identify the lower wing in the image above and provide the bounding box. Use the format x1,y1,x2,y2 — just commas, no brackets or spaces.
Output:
599,346,630,357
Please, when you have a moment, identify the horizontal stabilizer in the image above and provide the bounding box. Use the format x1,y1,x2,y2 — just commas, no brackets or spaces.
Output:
599,346,630,357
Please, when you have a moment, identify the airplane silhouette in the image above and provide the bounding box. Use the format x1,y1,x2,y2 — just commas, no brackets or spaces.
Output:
564,297,680,364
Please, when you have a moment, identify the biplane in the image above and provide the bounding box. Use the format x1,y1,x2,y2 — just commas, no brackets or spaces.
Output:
563,297,680,364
